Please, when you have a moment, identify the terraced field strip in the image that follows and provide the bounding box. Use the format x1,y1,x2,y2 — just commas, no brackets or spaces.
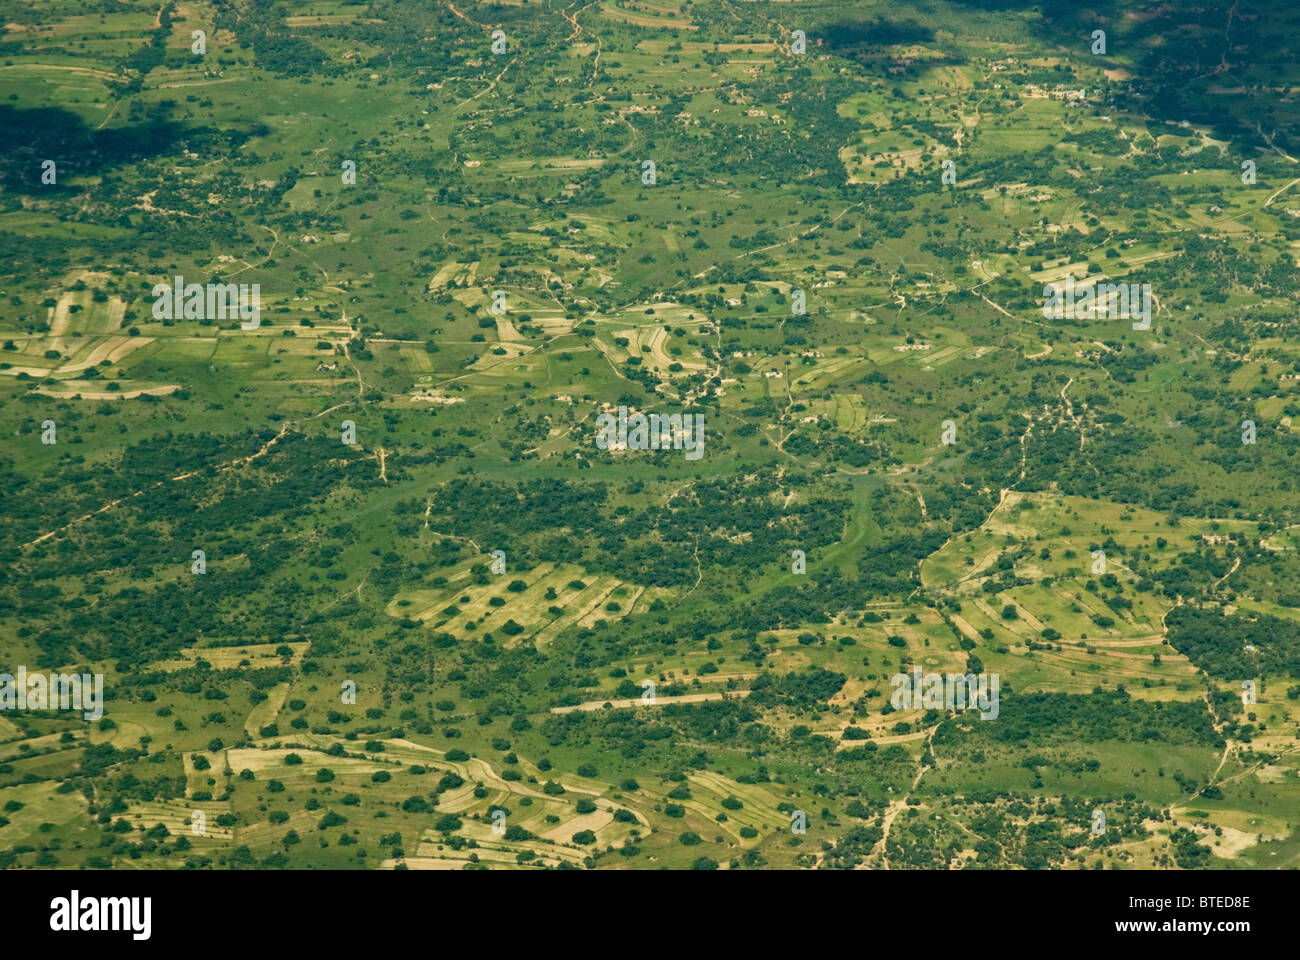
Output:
600,4,697,30
244,682,290,737
151,640,310,672
682,770,786,843
126,800,234,843
550,690,752,713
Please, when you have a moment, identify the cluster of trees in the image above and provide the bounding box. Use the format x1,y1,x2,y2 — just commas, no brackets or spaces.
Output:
933,689,1221,751
1167,605,1300,681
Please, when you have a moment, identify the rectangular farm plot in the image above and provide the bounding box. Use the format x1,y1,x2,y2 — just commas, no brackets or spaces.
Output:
150,641,310,673
393,564,656,648
125,800,234,844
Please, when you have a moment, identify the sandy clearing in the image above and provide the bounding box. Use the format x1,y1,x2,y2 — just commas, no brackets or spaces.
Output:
1202,824,1260,858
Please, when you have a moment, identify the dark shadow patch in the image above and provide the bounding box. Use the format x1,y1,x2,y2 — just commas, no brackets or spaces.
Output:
0,104,189,194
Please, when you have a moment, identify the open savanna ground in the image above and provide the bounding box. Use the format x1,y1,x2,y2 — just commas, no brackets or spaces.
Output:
5,0,1300,874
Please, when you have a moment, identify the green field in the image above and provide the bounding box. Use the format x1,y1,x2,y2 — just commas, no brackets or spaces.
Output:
1,0,1299,873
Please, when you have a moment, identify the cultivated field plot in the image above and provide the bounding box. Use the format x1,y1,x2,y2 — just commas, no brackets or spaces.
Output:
3,0,1300,876
388,562,668,647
